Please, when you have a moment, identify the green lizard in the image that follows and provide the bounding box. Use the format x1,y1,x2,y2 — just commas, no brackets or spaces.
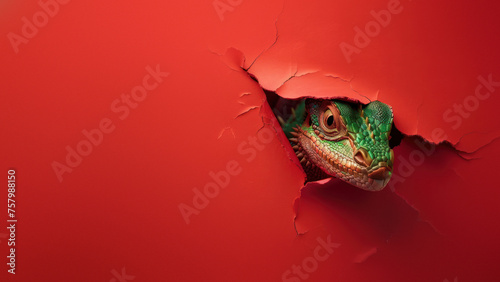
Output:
277,99,394,191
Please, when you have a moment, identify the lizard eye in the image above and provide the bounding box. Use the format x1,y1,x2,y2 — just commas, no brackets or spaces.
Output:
326,112,334,127
321,108,338,133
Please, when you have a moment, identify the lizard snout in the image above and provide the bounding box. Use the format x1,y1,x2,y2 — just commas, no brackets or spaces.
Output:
368,166,390,180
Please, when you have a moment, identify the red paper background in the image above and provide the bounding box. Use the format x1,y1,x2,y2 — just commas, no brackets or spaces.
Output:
1,0,499,281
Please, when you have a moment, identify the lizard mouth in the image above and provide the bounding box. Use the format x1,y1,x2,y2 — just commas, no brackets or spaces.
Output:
296,130,392,191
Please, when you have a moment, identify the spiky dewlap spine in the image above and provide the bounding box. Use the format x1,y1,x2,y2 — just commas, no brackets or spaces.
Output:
290,125,328,182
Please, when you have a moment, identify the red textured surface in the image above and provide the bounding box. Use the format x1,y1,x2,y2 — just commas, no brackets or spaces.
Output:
1,0,499,281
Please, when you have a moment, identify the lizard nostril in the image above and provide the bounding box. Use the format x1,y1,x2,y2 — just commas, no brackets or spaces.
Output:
354,149,372,167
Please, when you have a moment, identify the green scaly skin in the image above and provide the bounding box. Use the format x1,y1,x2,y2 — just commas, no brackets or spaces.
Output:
282,99,394,191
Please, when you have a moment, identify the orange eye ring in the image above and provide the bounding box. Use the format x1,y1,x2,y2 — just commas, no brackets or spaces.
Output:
317,102,347,140
323,109,336,129
320,108,338,134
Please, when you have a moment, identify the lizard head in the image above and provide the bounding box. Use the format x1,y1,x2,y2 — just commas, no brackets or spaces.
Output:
290,99,394,191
